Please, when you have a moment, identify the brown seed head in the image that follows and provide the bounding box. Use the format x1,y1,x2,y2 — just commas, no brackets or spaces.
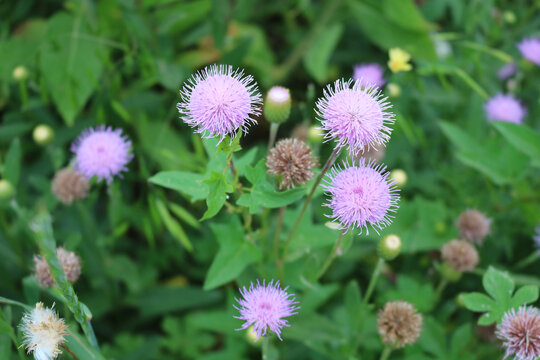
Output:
51,168,89,205
377,300,422,348
266,138,318,190
441,239,479,272
34,247,81,288
457,209,491,244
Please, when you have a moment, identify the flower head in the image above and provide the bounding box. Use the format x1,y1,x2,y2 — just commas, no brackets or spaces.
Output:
498,63,518,80
266,138,318,190
518,38,540,66
496,306,540,360
34,247,81,288
388,48,412,73
177,64,262,140
71,126,132,183
457,209,491,244
234,280,299,340
323,160,399,234
484,94,526,124
316,79,394,156
377,300,422,348
353,63,385,88
20,302,68,360
441,239,479,272
51,168,89,205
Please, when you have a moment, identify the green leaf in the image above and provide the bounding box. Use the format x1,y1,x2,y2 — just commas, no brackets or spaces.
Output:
382,0,432,32
65,330,106,360
492,121,540,165
201,171,233,221
148,171,208,202
483,267,514,308
3,138,21,186
303,23,343,83
168,203,201,229
460,292,495,312
211,0,228,49
154,198,193,251
344,281,362,332
510,285,539,308
203,215,261,290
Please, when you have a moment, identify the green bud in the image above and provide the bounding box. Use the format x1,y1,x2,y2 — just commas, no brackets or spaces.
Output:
33,124,55,146
503,11,516,24
264,86,291,124
245,326,260,345
377,234,402,261
0,179,15,200
390,169,407,188
387,83,401,98
308,125,324,144
12,66,29,82
439,262,462,282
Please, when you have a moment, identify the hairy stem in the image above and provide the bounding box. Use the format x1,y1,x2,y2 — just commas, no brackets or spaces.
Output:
268,123,280,151
363,257,385,305
379,346,392,360
316,229,346,280
261,336,270,360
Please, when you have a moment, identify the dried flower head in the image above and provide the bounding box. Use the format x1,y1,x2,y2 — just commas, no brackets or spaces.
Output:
323,160,399,234
353,63,385,88
71,126,132,183
441,239,479,272
484,94,526,124
266,138,318,190
517,38,540,66
498,63,518,80
51,168,89,205
496,306,540,360
377,300,422,348
316,78,394,156
34,248,81,288
20,302,68,360
234,279,299,341
457,209,491,244
177,64,262,140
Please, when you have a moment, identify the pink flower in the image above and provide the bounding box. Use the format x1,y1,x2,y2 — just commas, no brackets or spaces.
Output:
315,79,394,156
234,280,298,340
323,160,399,234
497,63,517,80
71,126,132,183
177,64,262,140
484,94,526,124
353,63,386,88
518,38,540,66
496,306,540,360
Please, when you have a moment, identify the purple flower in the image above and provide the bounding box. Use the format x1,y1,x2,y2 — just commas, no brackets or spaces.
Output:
234,280,298,340
533,226,540,255
518,38,540,66
323,160,399,234
353,63,386,88
498,63,517,80
71,126,132,183
316,79,394,156
484,94,526,124
177,64,262,140
496,306,540,360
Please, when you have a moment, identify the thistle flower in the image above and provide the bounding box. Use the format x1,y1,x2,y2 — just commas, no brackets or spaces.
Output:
51,168,89,205
315,78,394,156
484,94,526,124
322,160,399,234
234,280,299,340
71,126,132,183
20,302,68,360
388,48,412,73
266,138,318,190
457,209,491,244
177,64,262,139
517,38,540,66
264,86,291,124
34,248,81,288
377,300,422,348
498,63,517,80
441,239,479,272
353,63,385,88
496,306,540,360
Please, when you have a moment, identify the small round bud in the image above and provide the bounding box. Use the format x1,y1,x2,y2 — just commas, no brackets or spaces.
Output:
503,11,516,24
33,124,54,146
378,234,402,261
435,221,446,234
307,125,324,144
506,79,518,92
245,326,260,345
51,168,90,205
387,83,401,98
264,86,291,124
12,66,29,81
0,179,15,200
441,239,479,273
439,262,462,282
456,293,466,307
390,169,407,188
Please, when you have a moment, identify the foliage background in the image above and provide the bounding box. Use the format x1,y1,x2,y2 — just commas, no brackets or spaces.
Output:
1,0,540,359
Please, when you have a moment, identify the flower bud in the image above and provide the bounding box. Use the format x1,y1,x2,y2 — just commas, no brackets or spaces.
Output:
0,179,15,200
439,262,462,282
12,66,29,82
245,326,260,345
264,86,291,124
33,124,54,146
390,169,407,188
377,234,402,261
387,83,401,98
307,125,324,144
503,11,516,24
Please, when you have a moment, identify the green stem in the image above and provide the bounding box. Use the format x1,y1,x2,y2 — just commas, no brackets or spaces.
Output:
61,344,81,360
316,230,346,280
19,81,28,108
262,336,270,360
435,279,448,301
268,123,280,151
281,146,341,260
379,346,392,360
514,252,539,270
273,206,286,264
363,258,385,305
